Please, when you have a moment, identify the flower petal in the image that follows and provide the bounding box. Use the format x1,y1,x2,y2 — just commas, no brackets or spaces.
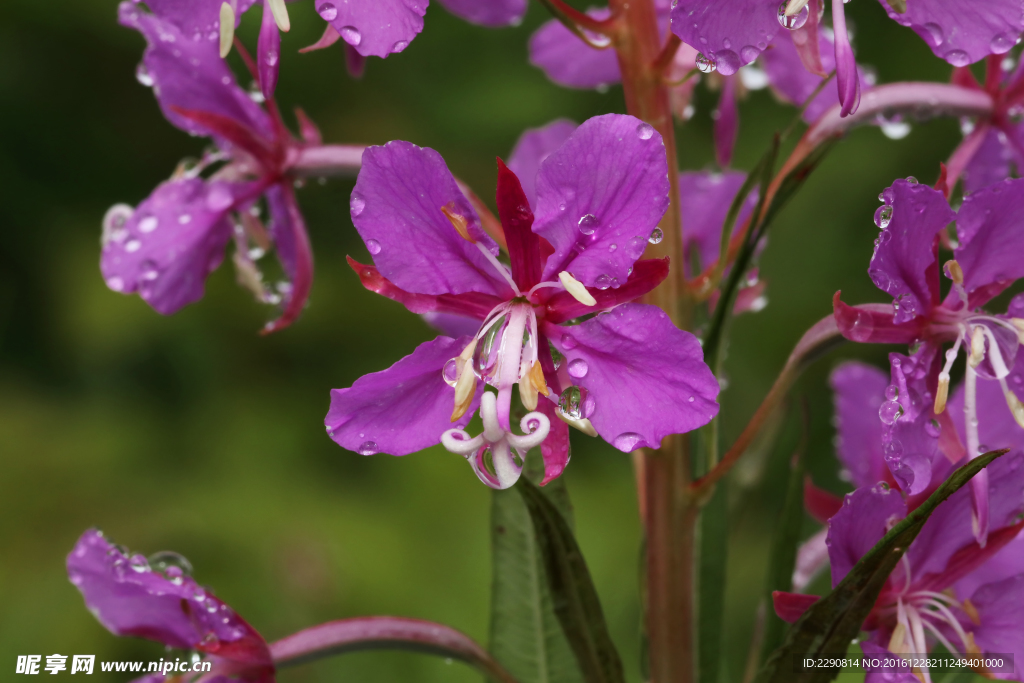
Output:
534,114,670,289
714,77,739,168
262,184,313,334
118,2,272,140
137,0,259,38
881,349,945,496
543,257,669,323
544,303,719,451
867,179,952,324
326,336,482,456
878,0,1024,67
830,361,890,489
314,0,425,58
528,11,622,89
423,312,481,338
961,574,1024,677
679,170,755,276
507,119,578,210
962,127,1016,194
537,397,570,485
832,292,926,344
66,530,271,672
436,0,527,26
101,179,248,314
670,0,779,76
954,532,1024,604
826,483,906,587
256,0,281,100
954,178,1024,306
351,141,510,298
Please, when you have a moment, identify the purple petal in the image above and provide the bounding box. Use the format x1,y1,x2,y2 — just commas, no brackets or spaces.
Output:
867,179,952,324
860,642,919,683
507,119,578,210
422,312,481,338
544,304,719,452
827,484,907,587
954,178,1024,303
118,2,272,140
262,184,313,334
948,369,1024,463
877,0,1024,67
351,141,509,297
533,114,671,288
136,0,258,37
257,0,281,101
963,127,1016,194
830,361,890,489
962,574,1024,678
325,336,481,456
436,0,527,26
537,396,570,485
528,12,622,89
955,531,1024,601
714,77,739,168
314,0,426,58
67,530,270,665
101,179,249,314
831,0,860,117
678,170,755,276
670,0,779,76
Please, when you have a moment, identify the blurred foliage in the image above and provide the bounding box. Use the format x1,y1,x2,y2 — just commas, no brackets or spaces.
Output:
0,0,997,681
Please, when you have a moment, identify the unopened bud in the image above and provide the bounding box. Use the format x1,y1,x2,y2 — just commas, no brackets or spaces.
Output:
558,271,597,306
441,203,475,243
219,3,236,58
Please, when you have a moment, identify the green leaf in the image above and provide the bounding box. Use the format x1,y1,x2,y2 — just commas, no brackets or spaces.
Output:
754,448,1010,683
697,480,728,683
490,453,582,683
516,476,626,683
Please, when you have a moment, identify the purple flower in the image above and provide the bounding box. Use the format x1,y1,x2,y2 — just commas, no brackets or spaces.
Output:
325,114,720,488
834,176,1024,541
109,1,320,333
67,529,274,683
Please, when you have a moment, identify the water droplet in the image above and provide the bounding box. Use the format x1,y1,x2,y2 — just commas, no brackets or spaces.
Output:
106,276,125,292
884,384,899,401
688,396,695,402
695,52,716,73
978,444,990,454
318,2,338,21
636,122,655,140
922,22,944,46
874,205,893,229
140,260,160,281
561,333,577,350
357,441,379,455
178,214,192,225
568,358,589,378
594,274,613,290
558,385,594,420
125,239,141,253
879,400,903,425
648,227,664,244
129,554,150,573
350,193,366,216
991,33,1015,53
944,49,971,67
339,26,362,46
883,440,904,458
924,419,942,437
714,49,741,75
206,185,233,211
392,40,409,52
135,63,154,87
740,45,761,64
366,239,381,255
777,1,808,29
881,121,911,139
904,176,918,184
138,216,158,233
442,358,459,387
149,551,193,577
578,214,599,235
613,432,644,452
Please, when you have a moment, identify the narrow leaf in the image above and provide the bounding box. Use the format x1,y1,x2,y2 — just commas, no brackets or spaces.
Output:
490,452,582,683
754,448,1010,683
516,477,626,683
697,481,728,683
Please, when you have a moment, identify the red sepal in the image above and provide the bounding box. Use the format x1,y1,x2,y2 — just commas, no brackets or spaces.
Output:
495,158,543,292
170,106,280,172
804,476,843,523
832,291,924,344
772,591,820,624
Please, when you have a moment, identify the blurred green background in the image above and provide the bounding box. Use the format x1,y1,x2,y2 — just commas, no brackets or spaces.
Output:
0,0,996,681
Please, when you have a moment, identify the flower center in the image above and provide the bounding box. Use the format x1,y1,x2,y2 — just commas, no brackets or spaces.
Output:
883,590,982,682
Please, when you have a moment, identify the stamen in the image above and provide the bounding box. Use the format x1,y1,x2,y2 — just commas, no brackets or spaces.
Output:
219,3,236,58
518,361,549,411
474,242,520,295
944,260,968,310
785,0,811,15
1011,318,1024,345
558,271,597,306
441,203,475,243
451,339,478,422
934,336,963,414
977,325,1011,377
999,377,1024,428
962,598,981,626
888,621,908,654
266,0,290,32
968,326,986,368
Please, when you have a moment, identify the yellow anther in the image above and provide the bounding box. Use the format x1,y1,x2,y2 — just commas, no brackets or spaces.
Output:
965,631,982,656
219,3,235,58
934,374,950,414
962,598,982,626
887,622,907,655
451,339,478,422
441,203,475,243
944,259,964,286
518,361,549,412
558,271,597,307
1011,318,1024,344
785,0,811,15
267,0,291,32
1004,389,1024,429
969,327,985,368
529,360,549,397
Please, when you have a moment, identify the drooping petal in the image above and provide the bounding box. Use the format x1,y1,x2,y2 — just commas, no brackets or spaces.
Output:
262,184,313,334
436,0,527,26
256,0,281,101
67,530,272,674
507,119,578,210
118,2,272,140
962,127,1016,194
534,114,670,289
831,0,861,117
793,526,831,590
101,179,250,315
528,11,622,89
544,304,719,452
714,77,739,168
877,0,1024,67
313,0,426,58
669,0,780,76
326,336,482,456
351,142,510,298
954,178,1024,307
832,293,927,344
826,484,906,587
867,180,952,324
678,170,755,276
830,361,890,488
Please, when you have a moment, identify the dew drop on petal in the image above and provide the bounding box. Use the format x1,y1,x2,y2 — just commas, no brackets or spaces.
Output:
442,358,459,386
206,185,233,211
392,40,409,52
139,216,159,233
366,239,381,255
991,33,1015,54
135,63,154,87
561,333,577,350
879,400,903,425
636,122,655,140
924,418,942,438
178,214,192,225
874,205,892,229
106,276,125,292
149,551,193,577
594,274,612,290
883,440,904,458
128,554,150,573
357,441,379,455
578,213,599,235
613,432,644,452
777,1,808,30
944,49,971,67
880,121,911,139
884,384,899,401
339,26,362,46
695,52,716,73
350,193,366,216
125,239,141,253
648,227,664,244
568,358,589,378
318,2,338,20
